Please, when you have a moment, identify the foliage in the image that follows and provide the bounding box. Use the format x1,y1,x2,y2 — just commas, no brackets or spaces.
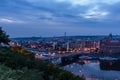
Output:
0,27,10,43
0,65,44,80
0,47,85,80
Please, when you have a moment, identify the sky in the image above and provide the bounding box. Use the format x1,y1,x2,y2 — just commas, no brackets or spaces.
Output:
0,0,120,38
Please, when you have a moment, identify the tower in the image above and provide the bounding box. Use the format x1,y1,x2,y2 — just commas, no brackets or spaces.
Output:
64,32,66,37
64,32,67,42
67,41,69,51
53,42,57,50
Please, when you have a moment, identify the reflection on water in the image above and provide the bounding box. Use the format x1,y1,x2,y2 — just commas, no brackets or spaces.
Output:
64,60,120,80
100,60,120,71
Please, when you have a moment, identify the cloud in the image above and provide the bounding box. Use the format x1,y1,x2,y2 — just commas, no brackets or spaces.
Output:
0,18,25,24
0,0,119,23
80,6,109,19
56,0,120,6
0,0,120,37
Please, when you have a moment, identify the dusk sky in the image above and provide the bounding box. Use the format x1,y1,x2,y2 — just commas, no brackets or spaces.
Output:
0,0,120,38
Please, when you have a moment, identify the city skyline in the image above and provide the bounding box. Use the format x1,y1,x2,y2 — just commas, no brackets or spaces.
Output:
0,0,120,38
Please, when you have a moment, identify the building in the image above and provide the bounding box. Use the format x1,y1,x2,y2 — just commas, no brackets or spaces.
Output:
100,34,120,53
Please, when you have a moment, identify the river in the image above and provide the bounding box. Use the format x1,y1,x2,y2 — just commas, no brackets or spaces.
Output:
63,60,120,80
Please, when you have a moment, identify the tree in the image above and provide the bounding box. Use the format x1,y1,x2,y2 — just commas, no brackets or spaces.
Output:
0,27,10,43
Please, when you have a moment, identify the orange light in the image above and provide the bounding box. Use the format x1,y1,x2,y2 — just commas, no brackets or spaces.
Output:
109,62,113,66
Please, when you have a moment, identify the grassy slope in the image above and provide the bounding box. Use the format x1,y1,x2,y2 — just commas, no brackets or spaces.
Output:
0,47,84,80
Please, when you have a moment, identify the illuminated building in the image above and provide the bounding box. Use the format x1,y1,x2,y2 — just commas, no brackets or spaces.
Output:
100,34,120,53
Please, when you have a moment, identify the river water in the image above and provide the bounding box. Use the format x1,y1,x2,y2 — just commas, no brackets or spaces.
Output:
63,60,120,80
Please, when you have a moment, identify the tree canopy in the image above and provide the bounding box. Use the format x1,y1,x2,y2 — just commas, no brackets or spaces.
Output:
0,27,10,43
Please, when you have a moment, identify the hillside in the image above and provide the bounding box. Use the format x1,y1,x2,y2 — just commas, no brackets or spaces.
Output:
0,47,84,80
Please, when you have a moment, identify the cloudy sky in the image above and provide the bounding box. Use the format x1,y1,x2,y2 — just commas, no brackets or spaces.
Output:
0,0,120,38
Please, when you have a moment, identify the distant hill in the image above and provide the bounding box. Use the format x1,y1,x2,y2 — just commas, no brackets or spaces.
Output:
11,35,106,41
